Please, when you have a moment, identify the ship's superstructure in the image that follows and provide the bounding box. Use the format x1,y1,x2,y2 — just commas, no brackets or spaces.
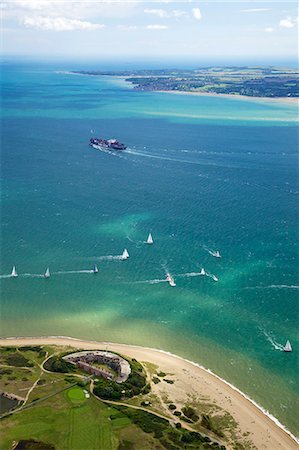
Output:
90,137,126,151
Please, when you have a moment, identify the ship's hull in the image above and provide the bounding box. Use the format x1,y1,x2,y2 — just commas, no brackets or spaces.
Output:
90,143,126,152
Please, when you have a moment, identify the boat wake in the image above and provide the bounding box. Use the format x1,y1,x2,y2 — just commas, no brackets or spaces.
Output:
55,270,94,274
206,272,219,282
177,272,204,278
260,329,284,351
132,279,167,285
243,285,299,290
203,245,221,258
22,273,44,278
94,255,125,261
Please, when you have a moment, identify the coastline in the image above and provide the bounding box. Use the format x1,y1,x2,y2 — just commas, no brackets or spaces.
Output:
62,72,298,105
157,89,299,105
0,335,298,449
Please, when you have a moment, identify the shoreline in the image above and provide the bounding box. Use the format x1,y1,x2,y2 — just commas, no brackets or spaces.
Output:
0,335,298,449
62,72,298,105
157,89,299,105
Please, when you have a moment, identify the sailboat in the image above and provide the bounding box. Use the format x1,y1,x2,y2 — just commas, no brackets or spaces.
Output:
166,273,176,287
210,250,221,258
200,268,206,276
122,249,129,260
283,340,292,352
146,233,153,244
93,264,99,274
11,266,18,278
211,274,218,282
44,267,50,278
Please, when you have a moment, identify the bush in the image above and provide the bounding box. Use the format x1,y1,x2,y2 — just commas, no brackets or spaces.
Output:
18,346,43,353
0,368,13,375
181,416,193,424
13,439,55,450
44,356,74,374
182,406,199,422
152,377,160,384
168,404,176,410
115,406,169,439
77,379,88,388
163,379,174,384
157,371,166,377
173,411,181,417
4,353,33,368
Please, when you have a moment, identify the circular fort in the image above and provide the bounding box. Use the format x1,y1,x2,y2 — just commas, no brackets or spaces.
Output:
63,351,131,383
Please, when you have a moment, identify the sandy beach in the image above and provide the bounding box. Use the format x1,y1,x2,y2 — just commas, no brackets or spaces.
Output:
157,89,299,105
0,336,297,450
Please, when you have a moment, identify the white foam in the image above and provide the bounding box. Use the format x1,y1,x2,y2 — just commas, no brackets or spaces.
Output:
55,270,94,274
177,272,203,278
244,285,299,290
2,335,298,445
95,255,124,261
260,329,284,352
133,279,167,284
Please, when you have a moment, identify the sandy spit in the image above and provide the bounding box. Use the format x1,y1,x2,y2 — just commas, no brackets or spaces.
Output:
0,336,297,450
157,90,299,105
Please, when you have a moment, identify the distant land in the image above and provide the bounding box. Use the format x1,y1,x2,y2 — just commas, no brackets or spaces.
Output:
72,66,299,98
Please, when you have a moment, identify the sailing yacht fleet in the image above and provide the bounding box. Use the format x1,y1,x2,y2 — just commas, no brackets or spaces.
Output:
6,237,292,353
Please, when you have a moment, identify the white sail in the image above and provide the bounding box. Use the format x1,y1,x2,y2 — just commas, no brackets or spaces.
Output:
283,340,292,352
209,250,221,258
11,266,18,277
166,273,176,287
147,233,153,244
44,267,50,278
200,268,206,276
122,249,129,259
93,265,99,274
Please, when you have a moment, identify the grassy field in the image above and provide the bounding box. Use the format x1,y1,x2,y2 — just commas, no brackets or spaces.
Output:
0,386,166,450
0,345,229,450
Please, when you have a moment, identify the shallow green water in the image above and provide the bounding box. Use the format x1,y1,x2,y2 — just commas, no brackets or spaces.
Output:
1,64,298,435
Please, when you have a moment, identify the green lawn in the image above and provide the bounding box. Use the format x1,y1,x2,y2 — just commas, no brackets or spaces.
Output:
67,387,86,402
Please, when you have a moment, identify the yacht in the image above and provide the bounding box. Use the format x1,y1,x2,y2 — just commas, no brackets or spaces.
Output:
146,233,153,244
11,266,18,277
44,267,50,278
93,265,99,274
283,340,292,352
166,273,176,287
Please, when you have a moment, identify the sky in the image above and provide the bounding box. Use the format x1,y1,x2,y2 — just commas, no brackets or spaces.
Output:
1,1,298,63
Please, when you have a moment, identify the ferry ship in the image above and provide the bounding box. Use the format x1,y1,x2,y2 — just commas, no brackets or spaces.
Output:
90,137,126,151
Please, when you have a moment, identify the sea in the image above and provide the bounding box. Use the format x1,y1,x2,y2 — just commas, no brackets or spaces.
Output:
1,62,298,437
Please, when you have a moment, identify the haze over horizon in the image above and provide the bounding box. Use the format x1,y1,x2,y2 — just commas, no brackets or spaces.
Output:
2,0,298,63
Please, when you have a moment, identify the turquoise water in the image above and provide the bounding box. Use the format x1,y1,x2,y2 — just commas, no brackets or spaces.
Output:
1,64,298,435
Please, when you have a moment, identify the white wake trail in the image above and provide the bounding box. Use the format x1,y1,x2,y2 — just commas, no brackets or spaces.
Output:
55,270,94,274
261,329,284,351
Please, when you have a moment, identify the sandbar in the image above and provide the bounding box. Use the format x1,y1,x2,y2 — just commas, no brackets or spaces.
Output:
157,90,299,105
